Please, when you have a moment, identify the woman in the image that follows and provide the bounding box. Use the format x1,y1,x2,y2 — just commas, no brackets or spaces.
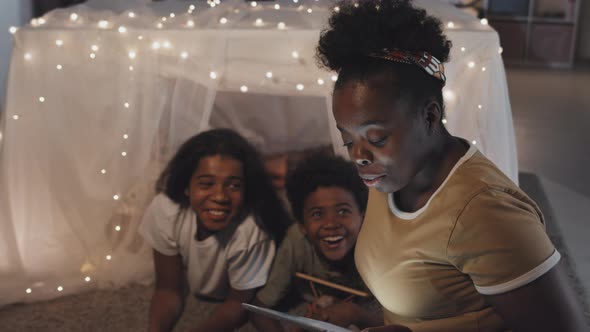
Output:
139,128,291,332
316,1,587,331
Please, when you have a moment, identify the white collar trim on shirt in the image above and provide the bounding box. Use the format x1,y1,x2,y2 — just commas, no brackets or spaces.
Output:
388,142,478,220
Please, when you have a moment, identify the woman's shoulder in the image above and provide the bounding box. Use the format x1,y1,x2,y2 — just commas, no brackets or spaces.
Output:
232,214,273,243
147,193,181,216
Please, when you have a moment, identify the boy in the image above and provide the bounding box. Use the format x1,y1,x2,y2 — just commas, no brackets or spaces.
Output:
251,154,382,331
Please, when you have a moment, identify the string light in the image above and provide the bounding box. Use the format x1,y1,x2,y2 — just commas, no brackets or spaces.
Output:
118,26,127,34
70,13,78,21
9,26,17,34
277,22,286,30
57,286,63,292
274,4,280,9
89,53,96,59
113,194,120,200
138,35,144,40
498,47,503,54
219,17,228,24
98,20,109,29
331,74,338,82
161,17,167,22
180,51,189,59
478,104,483,109
151,42,161,50
468,61,475,68
240,85,248,93
209,71,218,79
91,45,99,52
55,39,64,47
106,255,112,260
31,18,39,27
472,140,477,145
186,20,195,28
296,84,304,91
481,66,487,72
480,18,488,25
442,118,447,124
37,18,46,25
157,23,163,29
128,65,134,71
115,225,121,231
353,2,359,7
291,51,299,59
123,134,129,139
447,21,455,28
334,6,340,12
317,78,325,85
24,53,32,61
100,169,107,174
26,288,32,294
307,8,313,13
128,12,136,18
38,96,45,103
56,64,63,70
124,102,130,108
250,1,257,7
84,276,91,282
294,0,299,3
128,51,137,59
255,18,264,27
163,41,172,49
189,4,196,11
265,71,273,78
461,47,466,52
170,13,176,18
12,115,19,120
443,89,456,102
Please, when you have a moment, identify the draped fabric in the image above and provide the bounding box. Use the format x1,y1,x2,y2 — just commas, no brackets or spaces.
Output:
0,0,518,306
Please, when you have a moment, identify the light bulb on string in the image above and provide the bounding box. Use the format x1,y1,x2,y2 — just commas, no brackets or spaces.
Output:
89,53,96,59
91,45,99,52
70,13,78,21
255,18,264,27
317,78,325,85
100,169,106,174
277,22,286,30
12,115,19,120
478,104,483,110
481,66,487,72
480,18,488,25
461,47,466,52
250,1,257,7
498,47,503,54
128,51,137,59
123,134,129,139
265,71,273,79
128,12,136,18
129,65,134,71
118,26,127,34
56,64,63,70
9,26,17,34
152,41,161,50
447,21,455,29
163,41,172,49
291,51,299,59
115,225,121,232
442,118,447,124
55,39,64,47
106,255,112,261
220,17,228,24
157,22,163,29
170,13,175,18
113,194,120,200
307,8,313,13
468,61,475,68
57,286,63,292
124,102,130,108
240,85,248,93
334,6,340,12
138,35,144,40
84,276,91,282
331,75,338,82
24,53,32,61
186,20,195,28
472,140,477,145
98,20,109,29
296,84,304,91
37,18,46,25
274,4,280,9
38,96,45,103
121,151,127,157
209,71,218,79
180,51,189,59
26,288,32,294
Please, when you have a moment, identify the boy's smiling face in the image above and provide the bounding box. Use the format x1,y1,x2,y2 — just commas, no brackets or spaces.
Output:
300,186,364,262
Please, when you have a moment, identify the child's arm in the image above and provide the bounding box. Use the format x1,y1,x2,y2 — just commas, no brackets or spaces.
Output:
190,287,256,332
148,250,186,332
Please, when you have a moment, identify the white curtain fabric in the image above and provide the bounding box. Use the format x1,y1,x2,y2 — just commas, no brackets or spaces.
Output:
0,0,518,306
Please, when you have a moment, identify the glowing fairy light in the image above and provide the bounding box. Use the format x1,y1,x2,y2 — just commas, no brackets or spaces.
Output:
468,61,475,68
128,12,136,18
296,84,304,91
240,85,248,93
481,66,487,72
156,23,163,29
265,71,273,79
89,53,96,59
128,65,134,71
12,115,19,120
307,8,313,13
220,17,228,24
472,140,477,145
26,288,32,294
123,134,129,139
115,225,121,231
499,47,504,54
70,13,78,21
169,13,175,18
124,102,130,108
180,51,189,59
186,20,195,27
163,41,172,49
277,22,286,30
317,78,325,85
128,51,137,59
274,4,280,9
57,286,63,292
447,21,455,28
480,18,488,25
334,6,340,12
37,18,46,25
38,96,45,103
85,276,91,282
138,35,144,40
151,41,161,50
442,118,447,124
461,47,466,52
98,20,109,29
31,19,39,27
56,64,63,70
478,104,483,110
443,89,456,102
24,53,32,61
291,51,299,59
100,169,106,174
118,26,127,33
189,4,196,11
255,18,264,27
250,1,257,7
106,255,112,260
113,194,120,200
209,71,218,79
331,74,338,82
55,39,64,46
161,17,167,22
9,26,17,34
91,45,99,52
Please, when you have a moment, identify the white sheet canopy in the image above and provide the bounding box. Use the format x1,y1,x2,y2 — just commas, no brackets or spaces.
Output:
0,0,517,305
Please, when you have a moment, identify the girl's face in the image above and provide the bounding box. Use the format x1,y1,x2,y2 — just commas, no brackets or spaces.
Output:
333,76,431,193
186,154,245,238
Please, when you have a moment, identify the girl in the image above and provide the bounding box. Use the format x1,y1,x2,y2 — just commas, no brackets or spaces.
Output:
316,1,587,331
139,128,291,332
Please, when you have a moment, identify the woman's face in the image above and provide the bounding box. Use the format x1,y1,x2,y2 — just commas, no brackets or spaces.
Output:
186,155,245,237
333,76,430,193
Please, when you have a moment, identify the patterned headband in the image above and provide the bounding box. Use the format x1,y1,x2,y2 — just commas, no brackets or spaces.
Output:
368,49,446,86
